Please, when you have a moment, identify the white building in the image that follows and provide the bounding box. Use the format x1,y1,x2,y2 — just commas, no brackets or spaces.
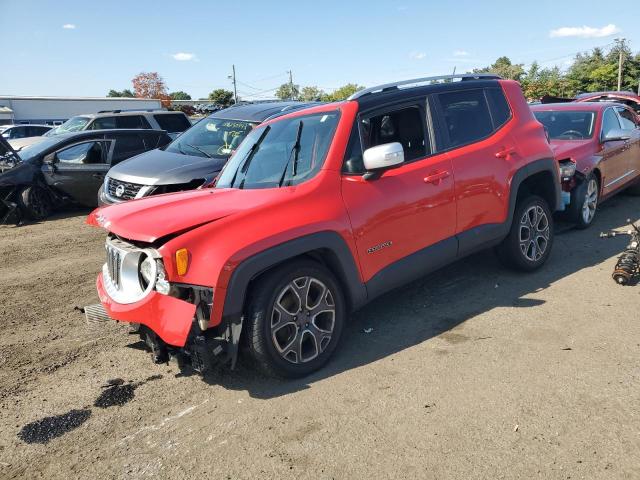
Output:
0,96,163,125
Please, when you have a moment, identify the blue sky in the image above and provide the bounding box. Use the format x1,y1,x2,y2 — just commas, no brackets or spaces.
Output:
1,0,637,100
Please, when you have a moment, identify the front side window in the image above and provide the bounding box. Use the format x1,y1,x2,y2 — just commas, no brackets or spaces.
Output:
601,108,621,139
216,111,340,189
45,116,90,136
166,117,256,159
437,89,493,147
360,106,427,162
533,111,596,140
56,141,106,164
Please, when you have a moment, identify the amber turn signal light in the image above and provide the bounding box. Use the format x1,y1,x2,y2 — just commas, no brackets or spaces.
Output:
175,248,189,276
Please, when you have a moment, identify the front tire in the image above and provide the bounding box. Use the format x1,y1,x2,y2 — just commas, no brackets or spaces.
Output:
567,173,598,229
496,194,554,271
244,259,345,378
17,185,52,220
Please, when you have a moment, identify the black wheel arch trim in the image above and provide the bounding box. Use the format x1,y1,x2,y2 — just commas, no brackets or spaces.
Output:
507,157,562,225
221,231,367,320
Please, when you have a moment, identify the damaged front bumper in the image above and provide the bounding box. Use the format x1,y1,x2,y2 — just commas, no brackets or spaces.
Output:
91,274,242,373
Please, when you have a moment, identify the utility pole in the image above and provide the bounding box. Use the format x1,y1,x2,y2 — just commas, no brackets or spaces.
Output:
228,65,238,104
287,70,295,100
616,38,625,92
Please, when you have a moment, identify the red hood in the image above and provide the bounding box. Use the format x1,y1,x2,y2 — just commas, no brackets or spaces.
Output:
87,188,281,242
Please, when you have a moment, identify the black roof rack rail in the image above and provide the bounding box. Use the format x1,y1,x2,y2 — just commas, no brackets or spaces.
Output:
96,108,167,114
348,74,502,100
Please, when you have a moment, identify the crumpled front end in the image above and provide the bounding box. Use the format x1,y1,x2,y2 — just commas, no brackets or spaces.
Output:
88,234,238,373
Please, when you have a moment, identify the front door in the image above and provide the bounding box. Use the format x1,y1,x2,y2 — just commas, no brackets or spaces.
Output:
340,102,456,287
600,107,630,196
613,105,640,186
41,139,112,206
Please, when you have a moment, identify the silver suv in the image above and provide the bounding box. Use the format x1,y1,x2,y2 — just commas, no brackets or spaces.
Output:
45,109,191,139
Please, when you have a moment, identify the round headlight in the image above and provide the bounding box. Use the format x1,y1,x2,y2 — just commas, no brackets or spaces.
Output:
139,254,155,289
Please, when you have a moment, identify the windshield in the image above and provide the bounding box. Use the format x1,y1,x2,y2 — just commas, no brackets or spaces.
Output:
216,111,339,190
45,116,90,136
17,137,61,162
165,117,256,159
533,110,596,140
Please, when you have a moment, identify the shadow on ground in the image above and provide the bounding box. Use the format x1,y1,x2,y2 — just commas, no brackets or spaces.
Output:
196,194,639,399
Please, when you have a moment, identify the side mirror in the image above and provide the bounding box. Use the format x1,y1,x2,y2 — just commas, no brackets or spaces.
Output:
602,128,631,143
362,142,404,179
43,152,58,164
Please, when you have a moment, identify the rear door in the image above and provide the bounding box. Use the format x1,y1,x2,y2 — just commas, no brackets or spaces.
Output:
41,139,112,206
433,86,515,247
600,107,629,196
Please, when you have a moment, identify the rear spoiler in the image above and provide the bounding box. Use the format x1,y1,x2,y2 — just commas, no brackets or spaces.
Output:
540,95,575,104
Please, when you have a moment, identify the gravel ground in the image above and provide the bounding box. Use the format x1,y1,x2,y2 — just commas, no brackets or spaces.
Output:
1,197,640,480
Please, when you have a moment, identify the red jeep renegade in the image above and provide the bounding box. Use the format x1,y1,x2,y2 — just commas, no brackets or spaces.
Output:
86,74,561,378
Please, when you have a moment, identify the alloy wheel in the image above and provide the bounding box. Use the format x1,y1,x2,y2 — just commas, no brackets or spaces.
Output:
518,205,550,261
581,178,598,225
270,276,336,364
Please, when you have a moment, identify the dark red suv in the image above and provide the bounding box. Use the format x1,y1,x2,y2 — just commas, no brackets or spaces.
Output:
86,74,561,378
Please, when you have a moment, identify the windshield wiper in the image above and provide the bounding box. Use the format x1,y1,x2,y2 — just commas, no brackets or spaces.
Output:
185,143,213,158
232,126,271,189
278,121,303,187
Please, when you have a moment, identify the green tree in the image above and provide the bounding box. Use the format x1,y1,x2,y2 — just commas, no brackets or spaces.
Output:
107,89,134,98
299,86,326,101
275,83,300,100
474,56,525,81
170,91,192,100
208,89,234,106
322,83,365,102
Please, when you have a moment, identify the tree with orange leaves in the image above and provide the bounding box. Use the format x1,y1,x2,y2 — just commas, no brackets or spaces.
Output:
132,72,171,108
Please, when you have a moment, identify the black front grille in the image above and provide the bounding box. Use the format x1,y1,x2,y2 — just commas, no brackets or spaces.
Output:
107,178,144,200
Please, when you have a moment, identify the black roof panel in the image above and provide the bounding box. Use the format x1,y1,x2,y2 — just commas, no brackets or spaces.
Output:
209,101,320,122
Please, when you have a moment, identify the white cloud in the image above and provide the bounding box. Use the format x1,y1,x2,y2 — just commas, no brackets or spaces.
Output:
549,23,620,39
453,50,469,57
62,24,76,29
172,52,197,61
410,51,426,60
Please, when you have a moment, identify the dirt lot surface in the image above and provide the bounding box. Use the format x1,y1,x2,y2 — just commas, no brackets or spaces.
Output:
1,198,640,480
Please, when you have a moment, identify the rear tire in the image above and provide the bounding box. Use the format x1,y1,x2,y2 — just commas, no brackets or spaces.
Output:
244,259,346,378
496,194,554,271
567,173,598,229
17,185,52,220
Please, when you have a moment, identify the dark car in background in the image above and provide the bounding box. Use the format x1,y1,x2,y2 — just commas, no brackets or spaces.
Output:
531,102,640,228
99,101,318,205
0,129,171,223
1,124,52,140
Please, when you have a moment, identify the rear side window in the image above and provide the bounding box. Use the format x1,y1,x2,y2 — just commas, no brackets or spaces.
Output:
437,89,493,147
116,115,151,129
112,134,145,163
485,87,511,128
615,107,638,130
153,113,191,132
